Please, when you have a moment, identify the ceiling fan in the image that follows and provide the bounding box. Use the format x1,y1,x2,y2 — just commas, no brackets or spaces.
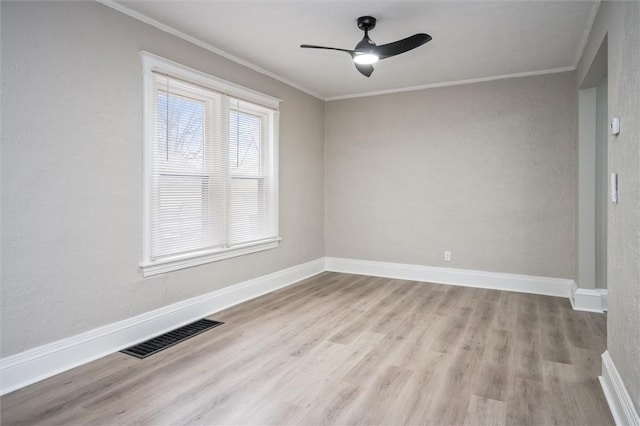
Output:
300,16,432,78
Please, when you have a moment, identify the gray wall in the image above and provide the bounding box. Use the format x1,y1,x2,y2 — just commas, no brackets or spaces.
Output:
577,87,597,289
325,72,577,279
577,1,640,413
595,76,608,289
1,1,325,357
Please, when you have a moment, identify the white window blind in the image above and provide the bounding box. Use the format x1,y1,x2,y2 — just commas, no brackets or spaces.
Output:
141,52,280,277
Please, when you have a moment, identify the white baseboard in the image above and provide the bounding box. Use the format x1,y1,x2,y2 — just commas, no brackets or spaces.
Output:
600,350,640,426
571,287,608,313
324,257,573,297
0,258,324,396
0,256,580,395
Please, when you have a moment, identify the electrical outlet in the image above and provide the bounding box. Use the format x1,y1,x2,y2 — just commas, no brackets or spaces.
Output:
444,250,452,262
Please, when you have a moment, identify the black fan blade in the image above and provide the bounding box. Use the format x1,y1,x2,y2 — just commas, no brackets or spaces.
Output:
355,62,374,77
374,33,432,59
300,44,354,54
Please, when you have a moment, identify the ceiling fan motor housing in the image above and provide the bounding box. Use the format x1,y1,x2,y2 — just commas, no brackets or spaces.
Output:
357,16,377,32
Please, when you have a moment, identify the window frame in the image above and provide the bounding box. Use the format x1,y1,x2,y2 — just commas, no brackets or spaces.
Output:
140,51,281,278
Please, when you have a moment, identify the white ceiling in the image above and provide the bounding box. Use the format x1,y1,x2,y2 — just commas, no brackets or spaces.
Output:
108,0,599,100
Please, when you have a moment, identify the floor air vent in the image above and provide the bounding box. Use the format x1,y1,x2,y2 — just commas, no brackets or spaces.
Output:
120,318,224,359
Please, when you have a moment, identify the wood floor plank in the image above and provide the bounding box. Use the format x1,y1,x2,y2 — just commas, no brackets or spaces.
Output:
0,273,613,426
464,394,507,426
385,314,446,371
428,339,486,425
327,279,406,345
513,329,544,382
506,377,545,426
384,350,452,425
563,310,597,350
538,296,574,365
585,310,607,348
541,360,588,426
342,333,403,387
342,364,413,426
474,329,513,402
493,290,519,332
298,380,361,426
369,281,426,334
572,376,615,426
429,310,472,354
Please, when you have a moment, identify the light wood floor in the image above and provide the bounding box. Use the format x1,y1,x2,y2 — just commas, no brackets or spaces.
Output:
1,272,613,425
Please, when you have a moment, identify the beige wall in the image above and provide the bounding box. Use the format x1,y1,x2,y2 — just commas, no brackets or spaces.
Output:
0,1,325,357
325,72,577,279
577,1,640,413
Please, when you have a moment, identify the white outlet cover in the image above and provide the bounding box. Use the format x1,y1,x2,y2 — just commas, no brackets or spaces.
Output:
611,117,620,135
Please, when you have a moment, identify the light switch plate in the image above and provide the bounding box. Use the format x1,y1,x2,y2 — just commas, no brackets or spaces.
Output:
611,117,620,135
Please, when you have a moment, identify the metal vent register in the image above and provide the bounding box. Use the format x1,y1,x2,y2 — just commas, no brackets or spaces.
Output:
121,319,224,359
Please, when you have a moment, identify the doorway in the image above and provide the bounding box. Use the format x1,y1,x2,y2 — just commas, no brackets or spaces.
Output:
575,34,608,311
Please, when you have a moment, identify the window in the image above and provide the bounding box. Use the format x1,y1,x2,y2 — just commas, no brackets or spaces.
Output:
141,52,280,277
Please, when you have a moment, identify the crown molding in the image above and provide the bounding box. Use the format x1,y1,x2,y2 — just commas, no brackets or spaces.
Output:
575,1,601,67
324,66,576,101
95,0,324,100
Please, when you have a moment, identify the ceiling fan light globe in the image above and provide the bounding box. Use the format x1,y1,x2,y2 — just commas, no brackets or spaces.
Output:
353,53,379,65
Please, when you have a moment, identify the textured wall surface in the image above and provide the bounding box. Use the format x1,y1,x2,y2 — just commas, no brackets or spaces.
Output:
577,1,640,413
1,1,325,357
325,72,577,279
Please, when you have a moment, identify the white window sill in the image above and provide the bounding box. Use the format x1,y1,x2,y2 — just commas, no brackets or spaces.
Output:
141,238,281,277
